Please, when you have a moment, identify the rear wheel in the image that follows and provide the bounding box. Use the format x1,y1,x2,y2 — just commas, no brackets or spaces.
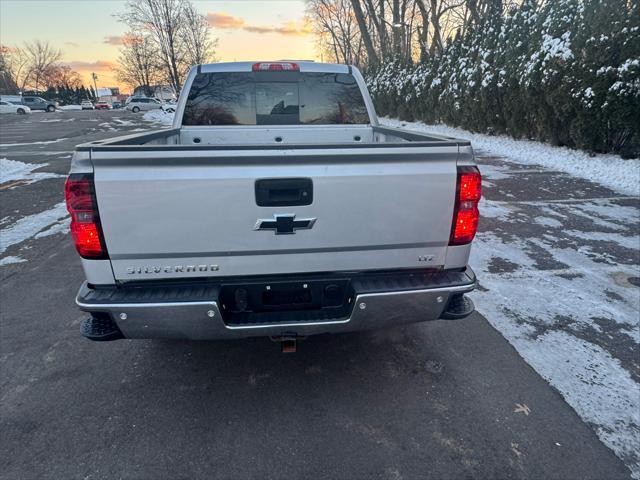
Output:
46,105,55,112
16,108,26,114
132,106,140,113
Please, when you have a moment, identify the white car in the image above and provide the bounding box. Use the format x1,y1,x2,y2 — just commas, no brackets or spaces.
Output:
81,101,95,110
0,100,31,115
126,97,162,113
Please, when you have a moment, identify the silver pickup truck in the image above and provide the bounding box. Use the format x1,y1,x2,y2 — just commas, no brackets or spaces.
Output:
65,61,481,349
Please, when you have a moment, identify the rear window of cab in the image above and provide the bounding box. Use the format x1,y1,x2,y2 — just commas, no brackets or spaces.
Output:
182,72,370,126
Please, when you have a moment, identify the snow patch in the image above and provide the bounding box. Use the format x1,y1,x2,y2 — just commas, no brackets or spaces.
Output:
563,229,640,251
59,105,81,111
534,216,564,228
0,158,64,185
478,198,513,220
382,118,640,196
112,118,136,126
98,122,117,131
469,197,640,476
0,256,26,266
0,138,68,147
34,218,70,239
478,164,513,180
572,200,640,223
0,202,68,254
143,109,174,125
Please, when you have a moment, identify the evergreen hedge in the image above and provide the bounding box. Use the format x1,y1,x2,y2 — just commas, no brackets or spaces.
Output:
366,0,639,157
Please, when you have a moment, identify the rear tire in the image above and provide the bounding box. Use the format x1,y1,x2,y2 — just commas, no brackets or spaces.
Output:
132,106,140,113
17,108,26,114
47,105,55,112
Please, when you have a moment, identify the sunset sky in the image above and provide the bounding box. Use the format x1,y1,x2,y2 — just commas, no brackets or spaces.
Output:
0,0,319,92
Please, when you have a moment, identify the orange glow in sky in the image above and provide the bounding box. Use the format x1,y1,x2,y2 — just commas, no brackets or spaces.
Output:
0,0,319,93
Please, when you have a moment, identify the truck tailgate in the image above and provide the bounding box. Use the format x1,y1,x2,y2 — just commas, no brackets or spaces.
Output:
91,148,458,281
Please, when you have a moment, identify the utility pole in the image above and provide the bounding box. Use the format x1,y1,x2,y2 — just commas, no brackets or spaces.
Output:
91,72,98,99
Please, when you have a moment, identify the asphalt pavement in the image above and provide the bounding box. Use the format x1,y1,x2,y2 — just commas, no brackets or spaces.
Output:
0,109,633,479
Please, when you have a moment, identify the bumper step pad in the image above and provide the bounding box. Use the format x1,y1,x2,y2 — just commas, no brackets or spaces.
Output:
440,293,475,320
80,315,124,341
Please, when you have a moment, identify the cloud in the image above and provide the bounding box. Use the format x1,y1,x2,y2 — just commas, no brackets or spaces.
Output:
206,12,245,29
251,20,313,36
207,12,312,36
103,35,125,45
64,60,115,72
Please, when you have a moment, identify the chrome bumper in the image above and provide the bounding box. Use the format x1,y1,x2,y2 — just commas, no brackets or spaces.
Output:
76,268,476,340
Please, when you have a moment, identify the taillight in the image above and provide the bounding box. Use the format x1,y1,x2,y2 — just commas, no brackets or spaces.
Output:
64,173,108,259
450,166,482,245
252,62,299,71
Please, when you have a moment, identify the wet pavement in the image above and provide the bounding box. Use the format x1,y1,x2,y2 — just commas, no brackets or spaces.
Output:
0,111,637,479
470,154,640,474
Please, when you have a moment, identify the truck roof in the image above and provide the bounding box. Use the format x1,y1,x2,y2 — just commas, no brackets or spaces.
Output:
198,61,351,74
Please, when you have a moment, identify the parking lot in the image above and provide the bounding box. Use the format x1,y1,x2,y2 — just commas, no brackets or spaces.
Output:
0,109,635,479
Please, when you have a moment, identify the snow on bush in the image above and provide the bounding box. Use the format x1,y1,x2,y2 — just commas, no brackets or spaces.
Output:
382,118,640,196
367,0,639,157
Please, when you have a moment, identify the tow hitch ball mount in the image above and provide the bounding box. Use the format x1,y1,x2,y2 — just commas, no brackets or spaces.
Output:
270,334,305,353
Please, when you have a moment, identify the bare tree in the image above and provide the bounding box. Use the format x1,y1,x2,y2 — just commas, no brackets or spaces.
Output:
307,0,474,67
1,41,66,92
362,0,391,60
120,0,216,92
121,0,186,92
114,33,162,96
415,0,431,60
350,0,380,67
180,2,217,66
23,40,62,92
0,46,18,94
308,0,365,65
42,64,83,89
0,45,30,92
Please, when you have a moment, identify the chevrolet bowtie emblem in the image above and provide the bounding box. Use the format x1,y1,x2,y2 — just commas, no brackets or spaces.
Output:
254,214,317,235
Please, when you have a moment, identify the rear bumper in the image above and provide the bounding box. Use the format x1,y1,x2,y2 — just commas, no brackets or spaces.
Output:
76,268,476,340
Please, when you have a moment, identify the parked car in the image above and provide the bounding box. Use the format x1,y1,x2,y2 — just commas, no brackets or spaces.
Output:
0,95,23,104
67,61,480,348
126,96,162,113
81,101,94,110
0,100,31,114
112,101,123,109
161,101,177,113
95,102,112,110
21,96,57,112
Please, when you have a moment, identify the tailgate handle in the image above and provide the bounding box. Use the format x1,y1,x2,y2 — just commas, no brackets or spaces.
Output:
255,178,313,206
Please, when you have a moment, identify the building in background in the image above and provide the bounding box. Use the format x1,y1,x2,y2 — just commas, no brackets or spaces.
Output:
96,87,127,104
